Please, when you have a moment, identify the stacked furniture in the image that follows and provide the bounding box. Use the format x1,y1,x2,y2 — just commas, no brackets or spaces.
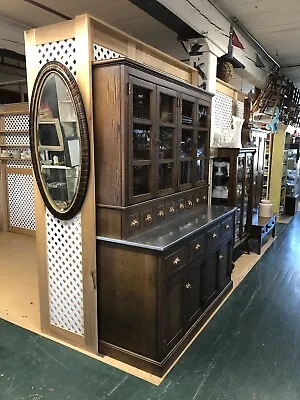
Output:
93,58,236,376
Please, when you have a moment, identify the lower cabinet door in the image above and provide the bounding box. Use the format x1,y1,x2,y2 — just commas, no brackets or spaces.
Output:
164,270,184,353
201,252,219,307
218,240,233,291
184,260,203,328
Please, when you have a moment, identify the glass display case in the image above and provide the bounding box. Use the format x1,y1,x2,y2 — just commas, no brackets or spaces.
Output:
212,148,256,247
285,143,300,215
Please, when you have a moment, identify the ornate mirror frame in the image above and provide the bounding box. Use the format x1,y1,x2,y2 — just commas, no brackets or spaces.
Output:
29,61,90,220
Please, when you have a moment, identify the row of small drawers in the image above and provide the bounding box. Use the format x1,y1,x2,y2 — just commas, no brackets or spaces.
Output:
128,191,207,233
164,215,234,276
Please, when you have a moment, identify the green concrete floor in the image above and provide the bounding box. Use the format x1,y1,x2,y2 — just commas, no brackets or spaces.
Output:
1,217,299,400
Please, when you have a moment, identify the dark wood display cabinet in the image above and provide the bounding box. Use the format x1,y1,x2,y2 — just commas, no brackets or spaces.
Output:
92,58,236,376
251,129,268,212
211,148,256,248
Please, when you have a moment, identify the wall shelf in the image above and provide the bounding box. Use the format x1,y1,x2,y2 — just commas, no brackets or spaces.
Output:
0,144,30,148
0,157,31,161
0,131,30,134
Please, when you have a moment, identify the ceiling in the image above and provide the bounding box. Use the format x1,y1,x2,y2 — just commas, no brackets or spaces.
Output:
0,0,187,60
213,0,300,85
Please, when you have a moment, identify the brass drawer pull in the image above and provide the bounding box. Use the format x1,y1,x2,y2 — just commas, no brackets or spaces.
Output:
203,196,207,200
219,255,223,260
145,214,152,222
195,243,201,250
173,257,180,265
195,197,200,203
212,233,217,238
169,206,175,213
158,210,165,217
130,219,139,227
225,224,230,230
179,203,185,209
185,283,192,289
188,200,193,207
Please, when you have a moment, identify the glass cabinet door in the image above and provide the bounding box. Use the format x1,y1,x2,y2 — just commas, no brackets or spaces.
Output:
157,87,177,195
196,102,210,185
236,155,245,241
243,153,253,233
211,157,230,205
180,96,195,189
130,77,155,202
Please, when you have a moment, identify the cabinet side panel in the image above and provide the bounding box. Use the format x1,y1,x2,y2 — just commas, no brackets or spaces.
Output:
97,243,158,360
93,66,122,206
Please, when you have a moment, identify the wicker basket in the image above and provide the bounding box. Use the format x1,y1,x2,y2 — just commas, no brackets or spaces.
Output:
217,61,234,83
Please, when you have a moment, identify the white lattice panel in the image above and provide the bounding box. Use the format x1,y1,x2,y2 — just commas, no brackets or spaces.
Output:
7,173,36,231
94,43,123,61
7,160,32,168
236,100,245,120
37,38,76,76
36,38,84,336
4,114,29,132
5,132,30,145
215,91,233,132
46,210,84,335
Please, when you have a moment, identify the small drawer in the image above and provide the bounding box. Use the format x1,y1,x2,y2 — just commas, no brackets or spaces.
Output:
128,213,140,233
207,224,221,248
188,233,206,261
186,197,194,209
155,205,165,222
166,202,176,217
165,247,186,276
142,209,153,227
177,199,186,212
193,189,208,207
222,217,234,238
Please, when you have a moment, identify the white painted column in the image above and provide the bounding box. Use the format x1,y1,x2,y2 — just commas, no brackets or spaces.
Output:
189,38,224,204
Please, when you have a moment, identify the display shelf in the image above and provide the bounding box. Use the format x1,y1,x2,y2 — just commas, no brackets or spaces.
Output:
0,144,30,148
0,112,29,117
41,165,73,170
0,157,31,161
0,130,30,134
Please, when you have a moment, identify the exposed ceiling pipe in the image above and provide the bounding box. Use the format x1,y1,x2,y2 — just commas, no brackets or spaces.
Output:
23,0,71,21
233,17,280,68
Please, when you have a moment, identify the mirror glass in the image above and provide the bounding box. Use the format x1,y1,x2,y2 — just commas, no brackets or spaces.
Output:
36,72,81,212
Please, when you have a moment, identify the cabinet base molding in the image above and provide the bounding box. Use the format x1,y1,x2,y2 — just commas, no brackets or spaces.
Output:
98,280,233,377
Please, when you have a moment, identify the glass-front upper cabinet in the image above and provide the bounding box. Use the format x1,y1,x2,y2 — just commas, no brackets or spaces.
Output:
180,96,195,189
127,75,212,204
196,102,209,185
158,87,177,196
130,77,155,202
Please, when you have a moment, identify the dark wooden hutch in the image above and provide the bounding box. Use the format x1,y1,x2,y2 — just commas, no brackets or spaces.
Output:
93,58,236,376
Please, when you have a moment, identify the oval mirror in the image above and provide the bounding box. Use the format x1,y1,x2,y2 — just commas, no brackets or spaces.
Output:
30,61,90,220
